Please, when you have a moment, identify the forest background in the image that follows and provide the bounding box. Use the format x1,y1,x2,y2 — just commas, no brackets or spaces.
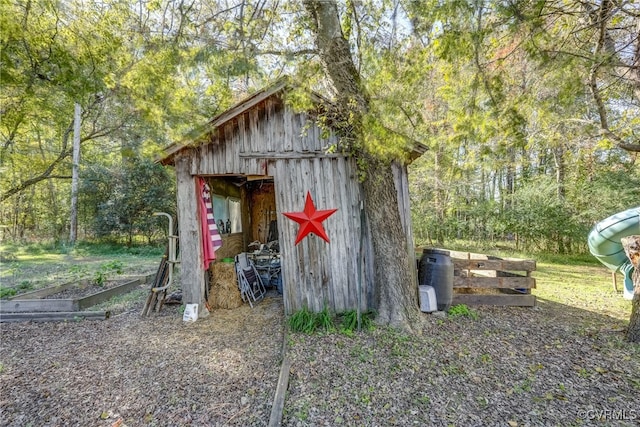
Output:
1,0,638,254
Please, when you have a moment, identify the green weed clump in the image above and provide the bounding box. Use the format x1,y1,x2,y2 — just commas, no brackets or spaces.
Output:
289,307,375,335
93,260,124,286
0,286,17,299
289,307,319,334
338,309,374,335
315,306,334,332
447,304,479,320
0,282,34,299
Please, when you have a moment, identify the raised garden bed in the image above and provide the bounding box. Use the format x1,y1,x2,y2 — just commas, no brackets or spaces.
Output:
0,311,111,323
7,279,92,300
0,273,155,321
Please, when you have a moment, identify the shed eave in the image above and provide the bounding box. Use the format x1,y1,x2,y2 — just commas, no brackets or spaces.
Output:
157,78,294,166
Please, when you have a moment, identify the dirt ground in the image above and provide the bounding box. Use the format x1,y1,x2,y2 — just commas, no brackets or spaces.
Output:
0,294,285,427
285,300,640,427
1,275,640,426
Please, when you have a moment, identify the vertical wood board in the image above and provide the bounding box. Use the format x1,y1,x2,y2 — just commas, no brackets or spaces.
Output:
271,155,370,314
176,156,206,312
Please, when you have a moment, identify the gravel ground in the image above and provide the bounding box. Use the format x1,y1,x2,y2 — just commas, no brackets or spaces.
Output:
2,293,640,427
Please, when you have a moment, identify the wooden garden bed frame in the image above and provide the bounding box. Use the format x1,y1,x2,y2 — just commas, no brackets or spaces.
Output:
446,249,536,307
0,273,155,322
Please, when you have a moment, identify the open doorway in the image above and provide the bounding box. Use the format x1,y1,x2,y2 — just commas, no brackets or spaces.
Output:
204,175,282,310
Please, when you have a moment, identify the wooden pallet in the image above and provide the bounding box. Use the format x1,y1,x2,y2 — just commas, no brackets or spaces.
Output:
447,249,536,307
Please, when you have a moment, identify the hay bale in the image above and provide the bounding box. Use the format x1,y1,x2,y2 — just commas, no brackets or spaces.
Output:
208,262,243,309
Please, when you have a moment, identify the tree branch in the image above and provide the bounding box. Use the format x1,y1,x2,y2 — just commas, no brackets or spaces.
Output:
254,48,317,56
1,122,73,202
0,94,124,202
587,0,640,153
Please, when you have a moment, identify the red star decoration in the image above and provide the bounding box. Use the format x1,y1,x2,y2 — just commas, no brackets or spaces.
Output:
283,191,338,245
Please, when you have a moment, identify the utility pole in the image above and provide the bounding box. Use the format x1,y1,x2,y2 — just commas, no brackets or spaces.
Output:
69,103,81,244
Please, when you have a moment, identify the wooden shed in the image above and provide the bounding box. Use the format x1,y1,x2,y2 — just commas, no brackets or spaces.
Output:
160,80,425,316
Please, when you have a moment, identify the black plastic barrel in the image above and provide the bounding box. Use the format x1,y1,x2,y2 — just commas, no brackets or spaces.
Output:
418,249,454,311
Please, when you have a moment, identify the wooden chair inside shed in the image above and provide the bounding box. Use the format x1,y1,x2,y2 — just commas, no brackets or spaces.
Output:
235,253,266,307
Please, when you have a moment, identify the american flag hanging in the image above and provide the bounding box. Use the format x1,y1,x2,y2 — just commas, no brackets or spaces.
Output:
199,177,223,269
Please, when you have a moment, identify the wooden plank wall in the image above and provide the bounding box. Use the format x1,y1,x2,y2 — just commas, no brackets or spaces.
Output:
191,99,335,177
180,94,419,315
175,155,206,315
271,156,374,315
248,182,277,244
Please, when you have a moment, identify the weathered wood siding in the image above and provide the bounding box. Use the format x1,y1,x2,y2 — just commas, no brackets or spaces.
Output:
392,162,418,289
186,98,375,314
177,94,415,315
271,157,375,314
191,99,337,176
175,155,207,315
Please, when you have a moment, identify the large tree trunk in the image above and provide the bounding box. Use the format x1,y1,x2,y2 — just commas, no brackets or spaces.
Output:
362,157,421,328
621,236,640,342
304,0,420,329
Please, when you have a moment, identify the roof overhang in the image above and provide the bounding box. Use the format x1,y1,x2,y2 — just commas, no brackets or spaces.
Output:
158,79,291,165
157,78,428,166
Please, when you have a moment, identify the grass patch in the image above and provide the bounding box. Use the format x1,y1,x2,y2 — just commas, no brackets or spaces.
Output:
0,242,162,292
447,304,478,320
288,307,375,335
72,242,164,257
0,241,164,258
533,261,630,321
